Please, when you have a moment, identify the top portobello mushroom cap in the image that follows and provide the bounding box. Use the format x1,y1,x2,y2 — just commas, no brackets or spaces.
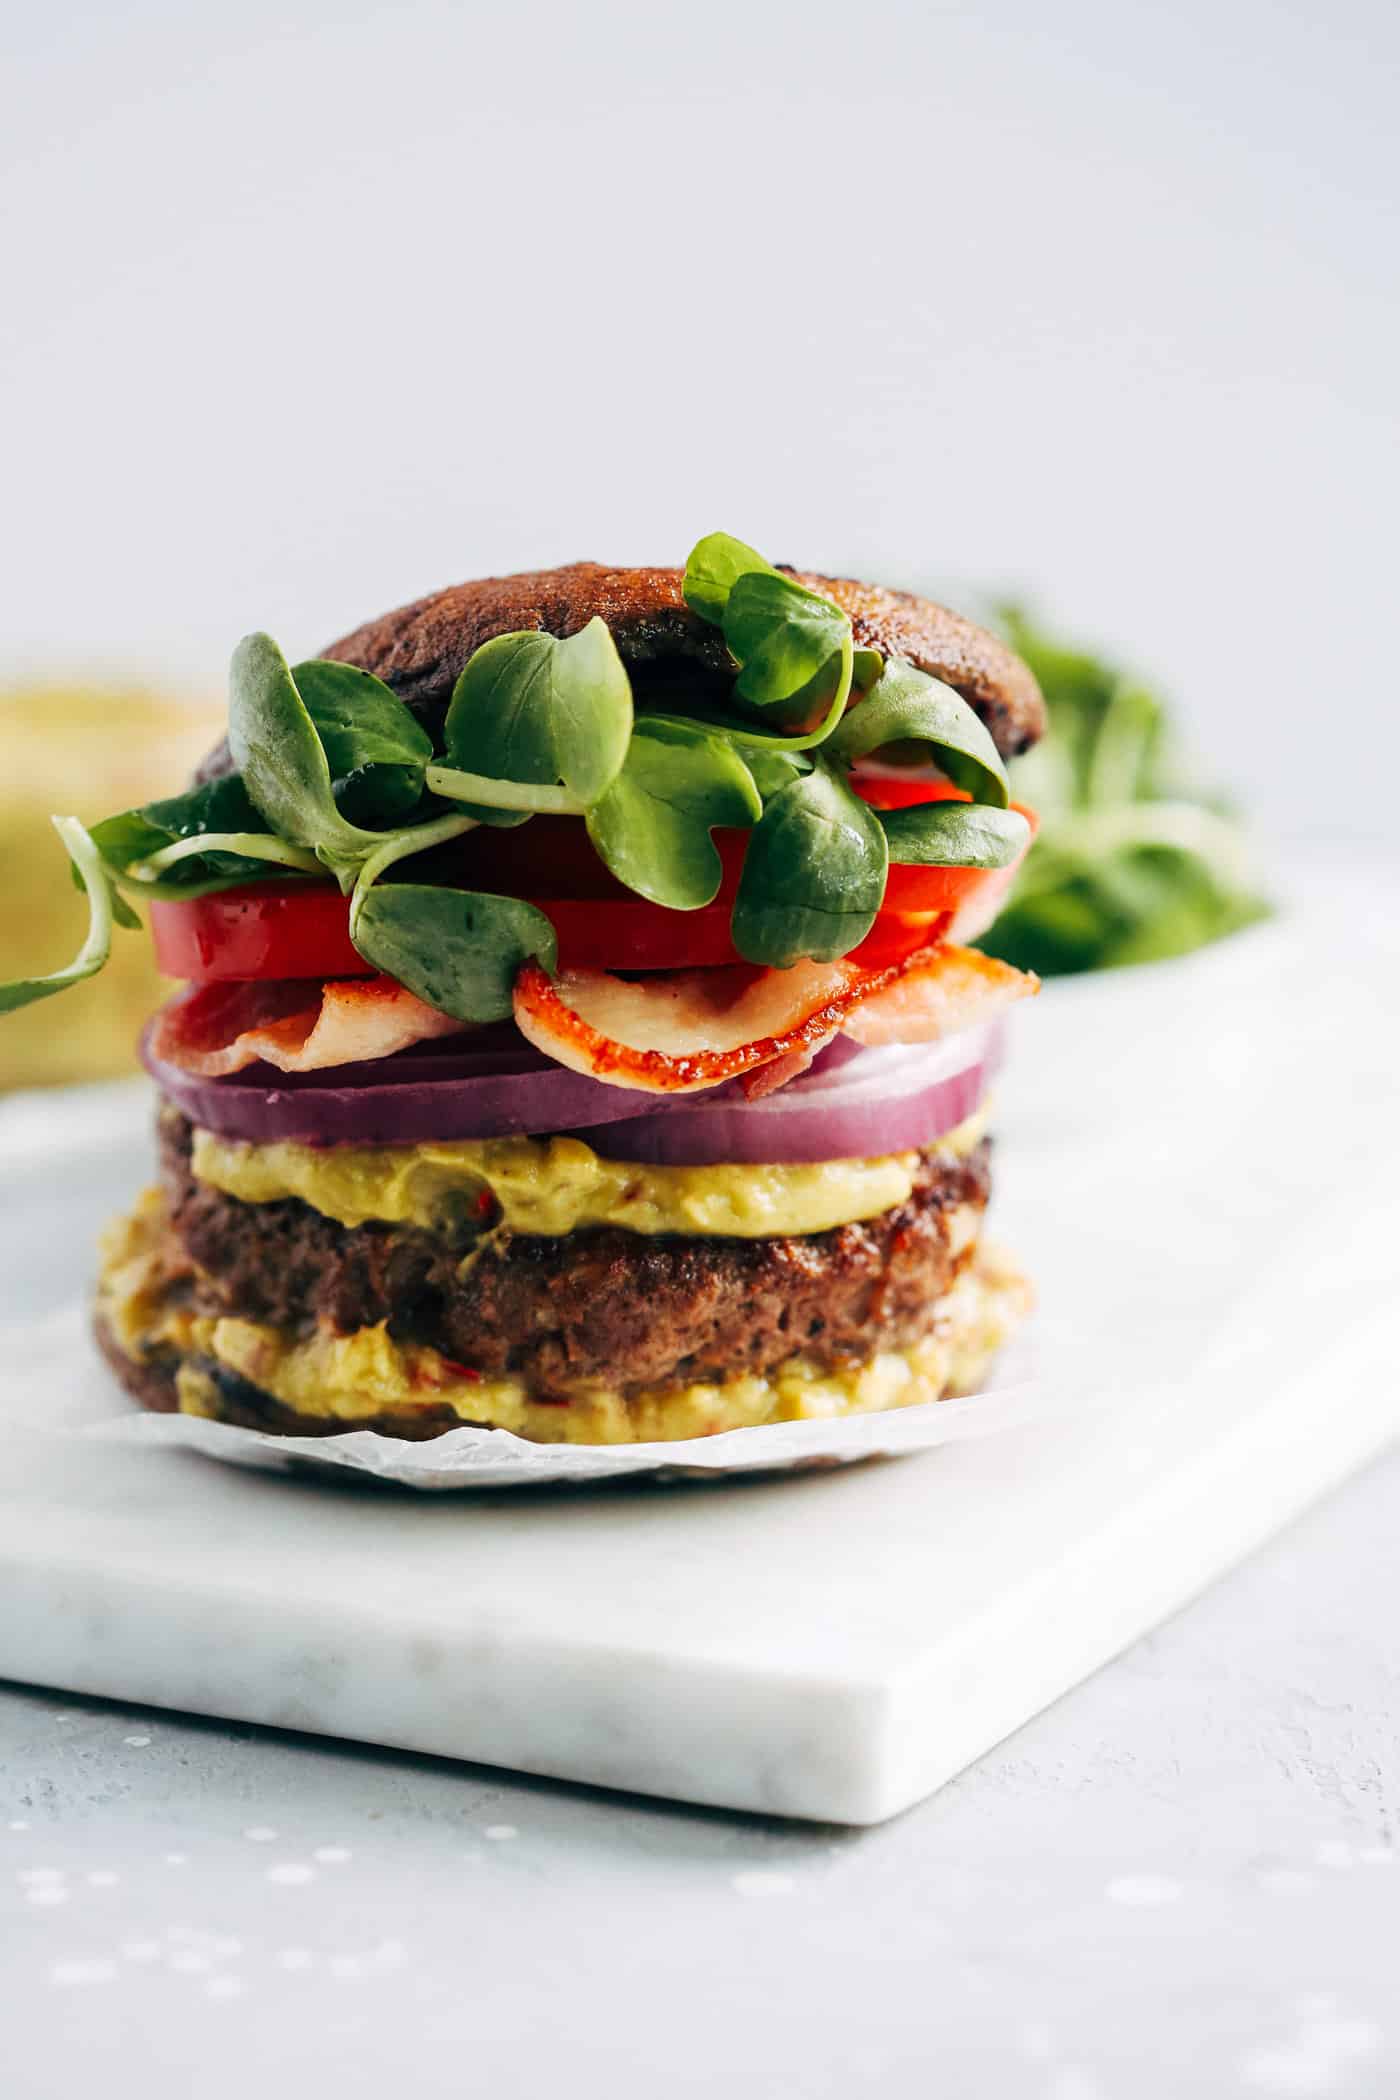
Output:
197,562,1044,782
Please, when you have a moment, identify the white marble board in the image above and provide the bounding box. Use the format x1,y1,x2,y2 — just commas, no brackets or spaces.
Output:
0,874,1395,1824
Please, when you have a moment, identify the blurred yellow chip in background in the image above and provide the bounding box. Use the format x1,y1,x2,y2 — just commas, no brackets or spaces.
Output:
0,687,222,1090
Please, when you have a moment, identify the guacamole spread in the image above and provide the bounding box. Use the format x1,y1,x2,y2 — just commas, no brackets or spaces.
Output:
187,1120,986,1240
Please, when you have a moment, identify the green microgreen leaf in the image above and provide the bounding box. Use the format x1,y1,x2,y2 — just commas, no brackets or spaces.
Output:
681,531,860,746
879,800,1029,869
424,765,582,818
630,706,822,777
681,532,777,625
724,570,853,733
109,883,143,931
730,761,887,967
735,743,813,799
981,825,1269,976
648,689,849,757
586,719,761,910
227,633,385,885
827,657,1010,807
0,819,125,1012
86,775,322,900
441,616,632,807
84,809,181,886
291,659,432,826
131,831,322,882
347,811,480,941
351,885,557,1024
143,774,266,845
851,647,885,693
976,605,1272,975
92,778,263,881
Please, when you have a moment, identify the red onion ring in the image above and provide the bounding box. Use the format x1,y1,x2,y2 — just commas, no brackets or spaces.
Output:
141,1025,672,1148
142,1017,998,1163
570,1028,1000,1165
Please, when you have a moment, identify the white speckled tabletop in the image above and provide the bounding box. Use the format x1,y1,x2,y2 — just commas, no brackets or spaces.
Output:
3,866,1398,2096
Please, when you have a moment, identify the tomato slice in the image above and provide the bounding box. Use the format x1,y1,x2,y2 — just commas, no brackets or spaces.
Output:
538,896,739,971
148,785,1026,984
151,882,744,979
849,909,950,968
430,816,638,900
151,884,369,982
850,773,969,811
850,773,1038,913
153,882,952,982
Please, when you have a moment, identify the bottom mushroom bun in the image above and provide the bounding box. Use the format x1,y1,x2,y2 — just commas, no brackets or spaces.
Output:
4,533,1045,1445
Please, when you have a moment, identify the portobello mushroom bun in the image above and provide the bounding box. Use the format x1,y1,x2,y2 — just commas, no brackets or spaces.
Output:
4,534,1045,1445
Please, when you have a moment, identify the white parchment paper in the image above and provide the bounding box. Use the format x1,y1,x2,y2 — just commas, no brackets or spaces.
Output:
1,1298,1080,1487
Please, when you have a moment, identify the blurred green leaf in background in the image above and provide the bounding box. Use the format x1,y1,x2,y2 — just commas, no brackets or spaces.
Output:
978,609,1272,976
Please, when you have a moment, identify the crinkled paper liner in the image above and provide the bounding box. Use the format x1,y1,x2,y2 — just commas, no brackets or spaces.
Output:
0,1300,1094,1490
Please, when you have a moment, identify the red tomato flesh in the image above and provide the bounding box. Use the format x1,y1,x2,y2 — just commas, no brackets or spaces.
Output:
149,784,1030,984
152,883,368,982
153,885,952,979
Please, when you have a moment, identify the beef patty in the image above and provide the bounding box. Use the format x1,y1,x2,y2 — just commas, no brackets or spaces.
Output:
155,1111,992,1400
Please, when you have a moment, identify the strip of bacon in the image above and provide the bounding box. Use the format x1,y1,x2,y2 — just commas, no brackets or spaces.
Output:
147,977,467,1078
513,956,895,1094
841,944,1037,1047
150,945,1036,1093
740,1038,830,1101
513,944,1037,1095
